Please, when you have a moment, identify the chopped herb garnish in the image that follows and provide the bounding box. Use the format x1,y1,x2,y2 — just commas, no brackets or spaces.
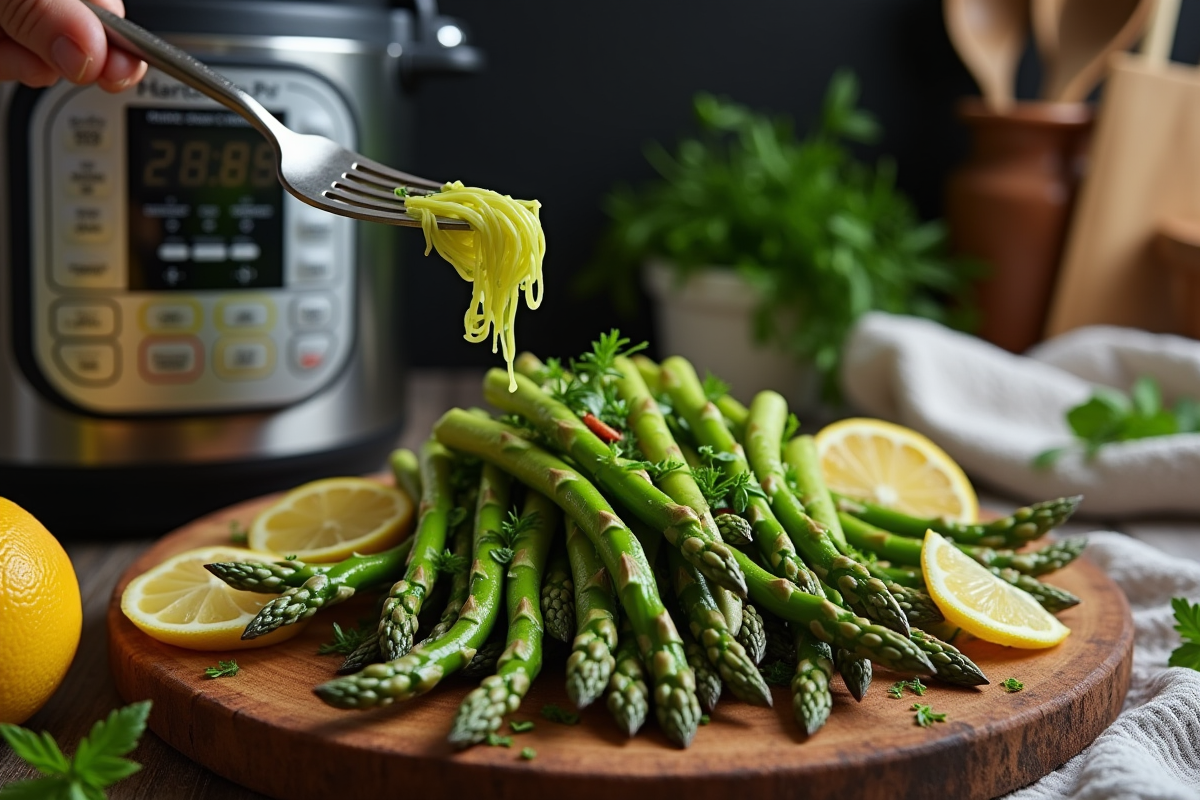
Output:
485,732,513,747
228,520,248,545
317,621,372,656
1002,678,1025,693
699,714,711,726
887,678,927,698
520,747,536,760
1169,597,1200,672
540,704,580,725
912,703,947,727
204,659,240,679
509,720,535,733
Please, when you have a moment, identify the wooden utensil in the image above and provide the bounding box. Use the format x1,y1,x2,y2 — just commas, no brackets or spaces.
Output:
944,0,1030,112
107,490,1133,800
1032,0,1067,71
1041,0,1156,102
1043,0,1198,338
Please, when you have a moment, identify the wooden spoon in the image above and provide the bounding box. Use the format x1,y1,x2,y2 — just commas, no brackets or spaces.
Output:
1041,0,1156,102
1032,0,1067,70
944,0,1030,112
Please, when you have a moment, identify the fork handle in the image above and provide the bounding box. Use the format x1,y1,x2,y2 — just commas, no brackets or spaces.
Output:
82,1,289,144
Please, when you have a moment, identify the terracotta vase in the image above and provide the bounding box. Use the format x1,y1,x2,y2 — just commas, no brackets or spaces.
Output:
946,99,1094,353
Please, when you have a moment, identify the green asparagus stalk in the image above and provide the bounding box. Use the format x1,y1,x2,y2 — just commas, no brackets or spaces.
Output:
424,493,477,642
459,639,507,679
782,435,846,550
872,563,925,588
376,440,457,660
834,494,1082,549
667,545,772,707
540,542,575,643
714,513,754,545
792,628,834,735
433,410,702,747
991,568,1081,613
835,647,872,702
746,390,907,635
875,577,943,627
656,357,821,596
630,354,662,396
564,517,619,709
684,635,722,712
314,464,512,709
389,448,422,502
839,512,1086,577
607,619,650,736
909,629,988,687
715,395,750,442
449,490,559,747
482,368,747,598
737,603,767,666
338,632,382,674
233,540,415,639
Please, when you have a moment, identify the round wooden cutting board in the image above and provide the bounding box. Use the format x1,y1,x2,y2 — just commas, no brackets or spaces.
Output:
109,493,1133,800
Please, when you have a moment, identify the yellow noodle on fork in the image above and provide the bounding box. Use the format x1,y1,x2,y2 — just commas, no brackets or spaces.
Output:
402,181,545,391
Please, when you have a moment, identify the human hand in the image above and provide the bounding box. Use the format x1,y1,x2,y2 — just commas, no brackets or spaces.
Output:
1,0,146,91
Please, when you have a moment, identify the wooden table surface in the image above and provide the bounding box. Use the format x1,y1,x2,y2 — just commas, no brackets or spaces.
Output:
2,370,1197,799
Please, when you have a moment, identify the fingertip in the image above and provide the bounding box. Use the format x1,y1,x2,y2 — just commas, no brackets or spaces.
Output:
98,56,147,93
99,45,145,86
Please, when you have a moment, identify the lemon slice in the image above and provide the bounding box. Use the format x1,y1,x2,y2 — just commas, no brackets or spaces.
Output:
922,530,1070,648
121,546,306,651
248,477,413,562
814,417,978,522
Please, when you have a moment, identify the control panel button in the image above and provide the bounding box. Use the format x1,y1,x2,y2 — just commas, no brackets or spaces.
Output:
54,302,117,337
214,337,275,381
56,342,117,384
292,334,333,372
141,301,200,333
140,337,203,383
229,242,261,261
63,114,110,151
192,243,227,262
215,297,274,332
65,158,112,198
297,217,333,241
157,242,189,262
293,295,334,329
63,204,112,244
52,250,122,289
294,260,335,284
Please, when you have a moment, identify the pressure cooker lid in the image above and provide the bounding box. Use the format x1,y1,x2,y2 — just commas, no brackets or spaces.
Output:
124,0,411,45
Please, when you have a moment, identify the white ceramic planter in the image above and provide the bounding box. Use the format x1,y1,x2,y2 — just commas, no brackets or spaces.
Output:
643,260,818,414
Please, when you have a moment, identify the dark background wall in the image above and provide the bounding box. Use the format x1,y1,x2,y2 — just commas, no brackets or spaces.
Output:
402,0,1200,367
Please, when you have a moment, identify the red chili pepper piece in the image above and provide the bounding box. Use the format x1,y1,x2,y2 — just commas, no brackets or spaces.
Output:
581,413,624,443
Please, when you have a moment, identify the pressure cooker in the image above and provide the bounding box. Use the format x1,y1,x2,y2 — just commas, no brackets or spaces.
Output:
0,0,482,536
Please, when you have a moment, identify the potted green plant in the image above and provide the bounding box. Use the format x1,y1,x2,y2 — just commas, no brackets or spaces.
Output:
580,71,978,412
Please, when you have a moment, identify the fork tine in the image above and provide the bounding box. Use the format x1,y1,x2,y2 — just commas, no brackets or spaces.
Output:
331,179,408,206
326,185,408,214
350,156,445,192
310,193,469,230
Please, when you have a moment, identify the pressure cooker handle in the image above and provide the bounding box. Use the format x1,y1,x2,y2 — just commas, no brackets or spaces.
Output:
393,0,484,91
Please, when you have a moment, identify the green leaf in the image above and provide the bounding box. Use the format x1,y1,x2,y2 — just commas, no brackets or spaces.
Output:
1119,410,1178,441
702,372,731,403
911,703,947,727
69,701,151,784
204,660,239,679
1168,642,1200,671
540,704,580,725
520,747,537,760
509,720,535,733
1169,597,1200,670
1032,447,1070,470
1066,392,1129,442
1002,677,1025,693
0,726,70,776
0,777,72,800
1131,377,1162,417
485,732,513,747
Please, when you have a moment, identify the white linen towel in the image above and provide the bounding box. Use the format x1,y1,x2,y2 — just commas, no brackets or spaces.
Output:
840,313,1200,518
1006,533,1200,800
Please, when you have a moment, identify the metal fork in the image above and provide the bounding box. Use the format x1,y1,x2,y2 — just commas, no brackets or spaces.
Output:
83,1,468,230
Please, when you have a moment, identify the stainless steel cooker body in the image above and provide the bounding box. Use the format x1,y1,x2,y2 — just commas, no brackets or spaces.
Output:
0,0,480,536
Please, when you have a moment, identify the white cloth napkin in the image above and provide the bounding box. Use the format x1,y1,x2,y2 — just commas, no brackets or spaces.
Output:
1006,532,1200,800
839,313,1200,518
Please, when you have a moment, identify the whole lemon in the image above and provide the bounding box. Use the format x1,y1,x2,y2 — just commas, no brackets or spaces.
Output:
0,497,82,724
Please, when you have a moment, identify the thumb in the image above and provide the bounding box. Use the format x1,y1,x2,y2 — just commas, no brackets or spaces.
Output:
0,0,126,84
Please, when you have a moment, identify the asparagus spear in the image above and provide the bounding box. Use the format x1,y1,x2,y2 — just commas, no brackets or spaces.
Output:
685,635,723,713
835,647,872,702
747,390,907,635
389,448,423,502
375,440,458,660
564,517,619,709
449,490,559,747
991,568,1081,613
840,512,1086,577
606,619,650,736
459,639,507,678
482,368,747,598
423,494,477,642
909,629,989,687
656,357,821,596
737,603,767,666
875,577,944,627
540,542,575,644
314,464,512,709
834,494,1083,549
232,540,415,639
338,632,382,674
715,513,754,545
782,435,846,550
792,628,834,735
433,410,702,747
667,545,772,707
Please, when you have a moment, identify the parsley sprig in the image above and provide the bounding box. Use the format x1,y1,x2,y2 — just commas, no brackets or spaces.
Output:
544,330,647,430
1169,597,1200,671
431,548,470,577
887,677,927,698
0,701,151,800
204,659,240,679
912,703,948,727
1035,377,1200,468
691,445,767,513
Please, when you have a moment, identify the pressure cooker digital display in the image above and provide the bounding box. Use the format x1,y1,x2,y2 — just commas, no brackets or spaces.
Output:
24,66,358,415
125,107,284,292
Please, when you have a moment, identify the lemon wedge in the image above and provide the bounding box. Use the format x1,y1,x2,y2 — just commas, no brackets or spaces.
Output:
120,546,306,651
922,530,1070,649
248,477,413,562
814,417,978,522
